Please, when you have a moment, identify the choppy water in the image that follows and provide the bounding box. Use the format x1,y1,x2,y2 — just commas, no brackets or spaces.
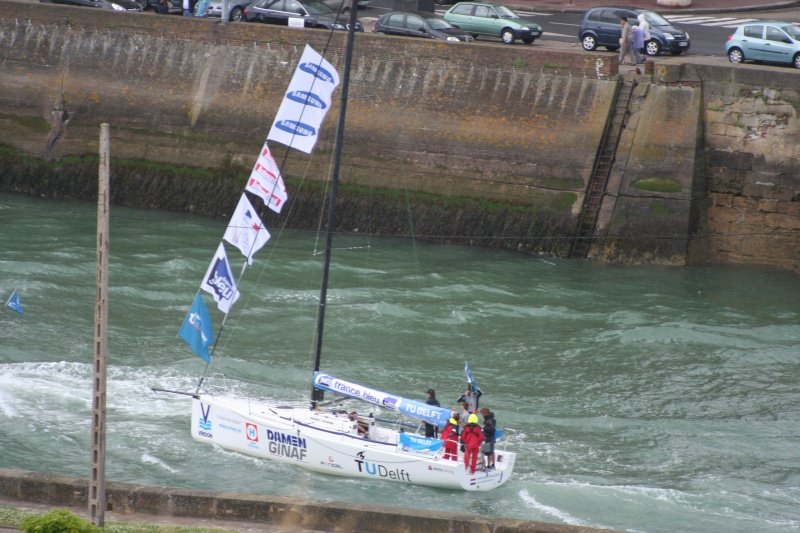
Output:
1,193,799,532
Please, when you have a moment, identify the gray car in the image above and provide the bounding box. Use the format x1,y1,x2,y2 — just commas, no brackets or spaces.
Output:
208,0,251,20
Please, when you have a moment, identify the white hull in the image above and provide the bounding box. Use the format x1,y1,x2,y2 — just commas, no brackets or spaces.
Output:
191,394,516,491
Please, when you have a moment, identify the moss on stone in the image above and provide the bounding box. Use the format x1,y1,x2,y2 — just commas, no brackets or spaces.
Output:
633,178,681,193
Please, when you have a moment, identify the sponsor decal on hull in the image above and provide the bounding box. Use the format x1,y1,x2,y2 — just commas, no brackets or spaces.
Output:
198,403,213,438
354,452,412,482
266,429,308,462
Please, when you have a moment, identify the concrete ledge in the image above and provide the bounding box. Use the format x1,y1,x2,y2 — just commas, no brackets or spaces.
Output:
0,469,618,533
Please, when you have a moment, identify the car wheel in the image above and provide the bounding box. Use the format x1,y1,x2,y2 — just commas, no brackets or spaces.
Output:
581,34,597,51
522,36,535,45
229,6,244,21
793,54,800,69
644,40,661,56
728,47,744,64
501,29,515,44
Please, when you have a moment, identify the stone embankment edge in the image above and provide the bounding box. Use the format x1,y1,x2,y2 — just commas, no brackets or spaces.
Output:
516,0,800,14
0,469,619,533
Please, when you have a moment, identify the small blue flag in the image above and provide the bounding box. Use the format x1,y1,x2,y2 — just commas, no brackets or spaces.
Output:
465,361,480,393
5,290,23,316
179,293,214,363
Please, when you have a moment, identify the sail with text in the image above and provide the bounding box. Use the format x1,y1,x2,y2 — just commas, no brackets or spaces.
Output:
267,44,341,154
200,243,240,314
313,372,453,428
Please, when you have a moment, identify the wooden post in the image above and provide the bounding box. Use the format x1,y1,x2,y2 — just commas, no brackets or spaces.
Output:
89,123,110,526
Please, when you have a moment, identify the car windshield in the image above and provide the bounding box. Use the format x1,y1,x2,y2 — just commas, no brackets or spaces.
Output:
780,24,800,40
641,11,671,27
425,16,455,30
302,0,334,14
495,6,519,19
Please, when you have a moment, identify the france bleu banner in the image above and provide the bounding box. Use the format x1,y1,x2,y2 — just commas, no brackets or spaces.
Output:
223,193,271,265
200,243,240,314
246,142,288,214
5,290,22,316
399,433,443,453
267,45,340,154
179,293,214,363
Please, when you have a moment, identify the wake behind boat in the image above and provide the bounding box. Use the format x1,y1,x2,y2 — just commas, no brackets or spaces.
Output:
154,2,516,492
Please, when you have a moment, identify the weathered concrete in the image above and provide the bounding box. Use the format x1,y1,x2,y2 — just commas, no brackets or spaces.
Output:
0,1,797,272
0,469,618,533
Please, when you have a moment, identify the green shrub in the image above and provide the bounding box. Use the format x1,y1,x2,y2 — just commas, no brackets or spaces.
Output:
20,509,102,533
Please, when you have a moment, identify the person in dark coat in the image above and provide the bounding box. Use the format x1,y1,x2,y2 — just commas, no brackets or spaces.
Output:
480,407,497,470
424,388,440,438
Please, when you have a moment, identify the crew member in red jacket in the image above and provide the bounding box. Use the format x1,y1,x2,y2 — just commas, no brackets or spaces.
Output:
440,415,460,461
461,413,485,474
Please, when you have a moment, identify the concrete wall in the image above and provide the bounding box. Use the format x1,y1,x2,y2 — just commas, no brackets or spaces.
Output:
0,469,618,533
0,1,797,271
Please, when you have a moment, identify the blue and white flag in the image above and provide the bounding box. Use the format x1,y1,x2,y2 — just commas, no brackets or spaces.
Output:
179,293,214,363
465,361,480,393
5,290,22,316
399,433,443,453
223,193,271,265
200,243,240,314
267,45,340,154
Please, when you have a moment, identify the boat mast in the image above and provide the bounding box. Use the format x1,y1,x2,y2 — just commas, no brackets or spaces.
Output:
311,1,358,410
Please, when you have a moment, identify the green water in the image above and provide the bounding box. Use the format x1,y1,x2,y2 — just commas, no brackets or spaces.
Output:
1,193,798,532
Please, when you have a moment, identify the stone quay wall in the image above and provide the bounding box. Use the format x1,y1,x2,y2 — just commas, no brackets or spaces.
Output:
0,1,797,271
0,468,617,533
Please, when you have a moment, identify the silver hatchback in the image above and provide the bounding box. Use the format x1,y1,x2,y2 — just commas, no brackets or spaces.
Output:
726,21,800,69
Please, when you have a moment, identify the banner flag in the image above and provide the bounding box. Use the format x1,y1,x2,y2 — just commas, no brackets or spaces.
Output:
5,290,23,316
245,142,288,213
179,293,214,363
200,243,240,314
312,372,452,428
399,433,444,452
224,193,271,265
267,44,340,154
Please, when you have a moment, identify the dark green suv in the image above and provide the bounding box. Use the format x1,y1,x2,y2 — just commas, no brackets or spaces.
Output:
443,2,543,45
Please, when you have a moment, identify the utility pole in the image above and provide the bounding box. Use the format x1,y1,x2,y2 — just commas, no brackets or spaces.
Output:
89,123,110,526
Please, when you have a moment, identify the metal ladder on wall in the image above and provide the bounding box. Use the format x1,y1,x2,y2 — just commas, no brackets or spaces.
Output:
568,77,638,259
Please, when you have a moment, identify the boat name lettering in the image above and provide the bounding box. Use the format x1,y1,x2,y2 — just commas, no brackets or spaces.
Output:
354,458,411,482
405,404,443,420
268,441,308,461
266,430,307,449
299,62,335,84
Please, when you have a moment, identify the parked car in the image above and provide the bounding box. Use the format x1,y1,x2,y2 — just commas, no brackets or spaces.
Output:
373,11,474,42
726,21,800,69
443,2,542,45
243,0,363,31
209,0,251,20
324,0,370,15
40,0,143,11
578,7,690,56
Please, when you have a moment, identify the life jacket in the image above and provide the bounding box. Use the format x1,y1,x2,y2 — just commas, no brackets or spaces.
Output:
461,424,483,447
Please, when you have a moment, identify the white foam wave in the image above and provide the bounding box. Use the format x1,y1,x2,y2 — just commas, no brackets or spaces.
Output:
518,488,588,526
141,453,179,473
